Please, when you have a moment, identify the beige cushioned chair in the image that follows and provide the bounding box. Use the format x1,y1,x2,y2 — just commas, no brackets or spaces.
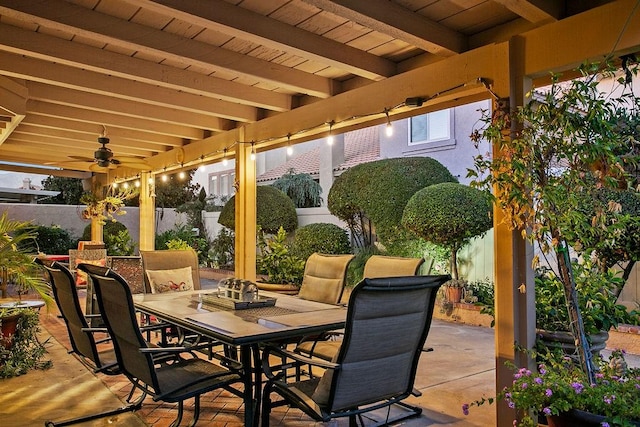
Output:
296,255,425,360
140,249,201,293
297,253,354,305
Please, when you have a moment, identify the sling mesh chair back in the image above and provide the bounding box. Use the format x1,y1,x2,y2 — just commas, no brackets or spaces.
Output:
81,264,246,427
296,255,426,361
36,259,144,427
298,253,355,305
262,274,450,426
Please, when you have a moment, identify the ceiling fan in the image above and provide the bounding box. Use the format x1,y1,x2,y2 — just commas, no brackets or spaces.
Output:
53,136,150,172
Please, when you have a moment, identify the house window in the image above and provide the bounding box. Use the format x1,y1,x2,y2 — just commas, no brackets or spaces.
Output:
409,109,452,145
208,175,218,195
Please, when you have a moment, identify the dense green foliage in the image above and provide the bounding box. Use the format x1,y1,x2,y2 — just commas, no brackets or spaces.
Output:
218,185,298,233
209,227,235,269
0,308,52,377
402,182,492,279
257,227,305,285
292,223,351,261
155,170,201,208
30,225,76,255
272,169,322,208
82,221,135,256
41,176,84,205
327,157,456,249
155,223,209,264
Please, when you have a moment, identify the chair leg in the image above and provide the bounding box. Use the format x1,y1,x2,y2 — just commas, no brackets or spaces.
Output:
261,382,273,427
43,398,143,427
187,395,201,427
169,400,185,427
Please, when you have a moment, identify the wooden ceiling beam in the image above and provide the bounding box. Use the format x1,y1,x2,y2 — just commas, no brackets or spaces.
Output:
25,83,233,133
0,0,333,98
0,52,257,122
27,100,204,141
0,162,91,179
127,0,396,80
8,132,154,157
300,0,466,56
0,23,292,112
493,0,562,24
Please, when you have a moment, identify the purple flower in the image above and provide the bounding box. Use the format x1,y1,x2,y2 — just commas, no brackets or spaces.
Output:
543,407,551,416
571,382,584,394
603,395,616,405
508,401,515,409
596,373,604,379
535,377,543,385
545,389,553,397
521,382,528,389
538,365,547,375
602,423,610,427
462,403,470,416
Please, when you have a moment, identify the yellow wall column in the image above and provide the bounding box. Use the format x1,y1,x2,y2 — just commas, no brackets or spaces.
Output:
138,171,156,251
234,133,257,281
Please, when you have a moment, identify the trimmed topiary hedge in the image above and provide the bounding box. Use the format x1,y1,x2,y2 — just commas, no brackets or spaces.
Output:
218,185,298,234
328,157,456,248
402,182,492,279
292,223,351,261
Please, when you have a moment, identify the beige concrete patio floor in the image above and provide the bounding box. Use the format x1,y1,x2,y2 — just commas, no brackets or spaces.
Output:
1,300,497,426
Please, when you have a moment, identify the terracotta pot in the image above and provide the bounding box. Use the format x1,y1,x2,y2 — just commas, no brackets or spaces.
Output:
547,409,640,427
255,282,299,295
445,286,462,303
1,312,23,350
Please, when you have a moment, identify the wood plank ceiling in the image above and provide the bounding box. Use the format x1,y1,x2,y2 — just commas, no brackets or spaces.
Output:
0,0,620,179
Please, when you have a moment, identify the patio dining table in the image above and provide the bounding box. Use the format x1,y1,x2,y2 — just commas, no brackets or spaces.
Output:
133,289,347,427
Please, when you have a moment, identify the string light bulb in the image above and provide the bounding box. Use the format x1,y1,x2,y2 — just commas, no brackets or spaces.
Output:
198,155,206,172
286,134,293,156
148,177,154,184
327,121,334,145
123,182,129,189
385,109,393,137
250,142,256,161
222,148,228,166
135,179,141,188
178,171,186,180
161,173,168,182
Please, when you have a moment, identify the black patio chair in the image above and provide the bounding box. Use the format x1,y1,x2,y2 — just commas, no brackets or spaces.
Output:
35,258,145,427
80,263,247,427
261,274,450,427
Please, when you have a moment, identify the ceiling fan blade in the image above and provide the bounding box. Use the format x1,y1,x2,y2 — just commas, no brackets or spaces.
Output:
68,155,95,162
89,163,115,173
45,157,93,165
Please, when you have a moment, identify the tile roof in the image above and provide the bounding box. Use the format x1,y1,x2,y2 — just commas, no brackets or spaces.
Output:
257,126,380,182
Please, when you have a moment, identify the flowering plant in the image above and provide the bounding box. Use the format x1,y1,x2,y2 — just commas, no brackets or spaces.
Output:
80,188,137,224
464,350,640,427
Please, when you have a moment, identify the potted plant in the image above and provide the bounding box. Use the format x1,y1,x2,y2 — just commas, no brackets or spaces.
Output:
401,182,493,303
256,227,305,294
79,187,137,225
0,212,53,377
464,349,640,426
468,61,640,381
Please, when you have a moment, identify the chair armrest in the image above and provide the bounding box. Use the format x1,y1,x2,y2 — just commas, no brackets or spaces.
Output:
262,344,339,376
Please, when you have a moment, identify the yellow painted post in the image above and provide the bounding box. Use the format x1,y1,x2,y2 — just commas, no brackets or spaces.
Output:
138,171,156,251
89,217,104,242
234,130,257,281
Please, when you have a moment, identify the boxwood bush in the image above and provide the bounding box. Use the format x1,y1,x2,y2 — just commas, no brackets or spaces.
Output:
19,224,76,255
292,223,351,261
218,185,297,234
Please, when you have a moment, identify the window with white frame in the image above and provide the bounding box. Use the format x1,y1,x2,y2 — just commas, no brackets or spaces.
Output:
409,109,452,145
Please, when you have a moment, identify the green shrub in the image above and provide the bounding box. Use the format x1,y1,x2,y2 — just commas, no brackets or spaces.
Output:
292,223,351,261
218,185,297,234
209,227,234,269
328,157,456,248
22,224,76,255
155,223,210,264
82,221,135,256
402,182,492,279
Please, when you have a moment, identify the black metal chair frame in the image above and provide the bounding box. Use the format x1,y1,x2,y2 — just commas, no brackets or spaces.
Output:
261,274,450,427
79,263,248,427
36,259,145,427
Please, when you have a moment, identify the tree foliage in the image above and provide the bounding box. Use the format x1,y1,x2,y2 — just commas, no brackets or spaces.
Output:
402,182,492,280
271,169,322,208
41,176,84,205
218,185,298,234
327,157,456,249
155,170,201,208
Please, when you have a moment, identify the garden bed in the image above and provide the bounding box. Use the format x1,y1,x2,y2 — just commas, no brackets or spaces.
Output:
433,301,493,328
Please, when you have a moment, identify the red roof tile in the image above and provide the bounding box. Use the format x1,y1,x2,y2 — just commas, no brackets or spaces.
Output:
257,127,380,182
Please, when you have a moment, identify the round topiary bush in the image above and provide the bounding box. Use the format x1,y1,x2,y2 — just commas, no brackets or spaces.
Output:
401,182,492,279
292,223,351,261
328,157,456,248
218,185,298,234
